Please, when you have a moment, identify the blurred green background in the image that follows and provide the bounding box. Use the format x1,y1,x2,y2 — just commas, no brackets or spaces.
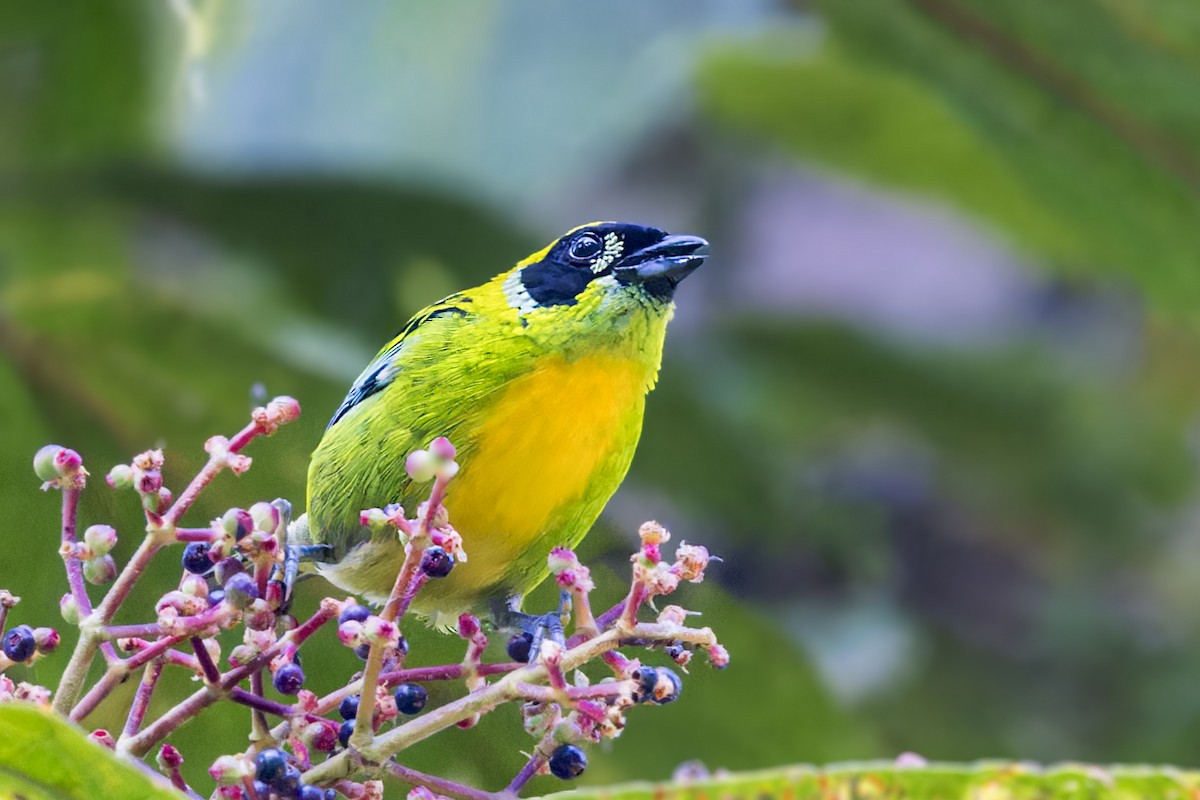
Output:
5,0,1200,795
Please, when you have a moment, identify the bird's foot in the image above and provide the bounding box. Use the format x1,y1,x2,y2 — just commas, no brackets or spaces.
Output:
495,591,570,662
278,542,335,614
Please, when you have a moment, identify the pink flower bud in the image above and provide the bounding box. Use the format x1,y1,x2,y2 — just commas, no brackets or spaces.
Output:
83,524,118,557
303,721,338,752
429,436,457,460
89,729,116,749
14,681,51,705
707,642,730,669
33,627,59,654
267,396,301,425
547,547,579,575
180,573,209,598
673,542,710,583
83,555,117,585
157,744,184,770
405,449,436,483
362,615,398,647
226,453,252,475
638,520,670,546
221,508,254,541
656,605,688,626
208,754,254,785
337,619,365,648
249,501,279,534
457,613,481,639
204,435,229,456
59,593,80,625
135,469,162,495
106,463,134,489
33,445,65,482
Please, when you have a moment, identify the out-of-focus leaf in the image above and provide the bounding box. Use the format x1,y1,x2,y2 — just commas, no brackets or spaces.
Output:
0,703,183,799
0,0,149,170
698,0,1200,321
539,761,1200,800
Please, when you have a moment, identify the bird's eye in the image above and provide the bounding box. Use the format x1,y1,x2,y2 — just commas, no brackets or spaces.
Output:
567,233,603,264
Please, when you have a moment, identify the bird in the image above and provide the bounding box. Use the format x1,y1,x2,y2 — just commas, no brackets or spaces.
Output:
294,221,708,627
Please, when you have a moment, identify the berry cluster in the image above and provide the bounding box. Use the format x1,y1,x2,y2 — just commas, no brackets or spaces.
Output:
8,404,729,800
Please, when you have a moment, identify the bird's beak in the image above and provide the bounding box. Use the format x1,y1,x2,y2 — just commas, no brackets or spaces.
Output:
614,234,709,285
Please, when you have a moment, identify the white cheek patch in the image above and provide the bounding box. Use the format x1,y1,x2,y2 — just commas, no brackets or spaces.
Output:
591,232,624,274
503,268,540,316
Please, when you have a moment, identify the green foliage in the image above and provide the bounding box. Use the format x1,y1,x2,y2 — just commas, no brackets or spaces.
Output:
0,703,180,799
543,762,1200,800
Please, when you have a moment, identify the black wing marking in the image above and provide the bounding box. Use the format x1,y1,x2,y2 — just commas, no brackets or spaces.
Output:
325,301,470,430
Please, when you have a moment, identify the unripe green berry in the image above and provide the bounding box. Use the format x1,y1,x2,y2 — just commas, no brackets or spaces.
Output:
83,555,117,585
83,525,118,557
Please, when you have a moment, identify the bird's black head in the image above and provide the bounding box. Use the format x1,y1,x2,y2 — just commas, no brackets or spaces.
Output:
511,222,708,310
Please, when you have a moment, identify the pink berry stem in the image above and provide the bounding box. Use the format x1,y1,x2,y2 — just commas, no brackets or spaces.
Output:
123,658,164,737
385,760,506,800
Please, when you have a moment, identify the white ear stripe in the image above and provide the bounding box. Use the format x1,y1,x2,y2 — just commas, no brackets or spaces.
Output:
503,269,540,316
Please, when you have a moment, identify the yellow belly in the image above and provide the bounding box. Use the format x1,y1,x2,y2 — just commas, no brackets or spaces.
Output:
414,352,649,616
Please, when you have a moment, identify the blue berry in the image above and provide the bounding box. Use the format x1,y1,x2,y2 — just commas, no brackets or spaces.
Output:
207,589,225,607
253,780,271,798
337,719,355,748
271,764,301,797
299,786,335,800
254,747,288,784
224,572,259,609
631,666,658,703
393,683,427,715
2,625,36,662
213,557,243,586
338,603,370,625
353,642,371,661
419,546,454,578
273,662,306,695
651,667,682,704
506,632,533,663
181,542,213,575
548,744,587,780
338,694,360,721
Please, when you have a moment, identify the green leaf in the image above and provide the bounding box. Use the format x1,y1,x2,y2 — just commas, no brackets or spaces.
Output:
698,0,1200,321
0,703,183,799
537,761,1200,800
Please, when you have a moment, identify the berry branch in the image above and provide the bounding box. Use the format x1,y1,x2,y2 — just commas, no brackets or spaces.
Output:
2,400,728,800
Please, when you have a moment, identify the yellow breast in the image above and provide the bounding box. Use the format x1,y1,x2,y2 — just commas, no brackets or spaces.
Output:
429,352,650,607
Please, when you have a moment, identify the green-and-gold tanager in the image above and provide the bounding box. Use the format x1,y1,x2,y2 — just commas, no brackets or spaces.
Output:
299,222,708,624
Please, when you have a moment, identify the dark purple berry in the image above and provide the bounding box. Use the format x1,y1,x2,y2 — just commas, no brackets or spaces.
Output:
396,634,409,657
338,603,370,625
213,557,244,586
419,546,454,578
338,694,360,721
548,744,587,780
353,642,371,661
271,764,301,797
651,666,682,704
631,666,658,703
394,683,427,715
254,747,288,783
207,589,226,607
181,542,213,575
2,625,36,662
337,719,355,748
506,632,533,663
273,662,306,695
224,572,259,609
253,780,271,799
299,786,335,800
